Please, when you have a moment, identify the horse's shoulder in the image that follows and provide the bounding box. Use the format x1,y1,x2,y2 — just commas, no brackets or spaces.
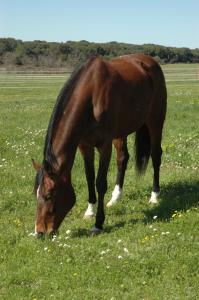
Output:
91,56,109,70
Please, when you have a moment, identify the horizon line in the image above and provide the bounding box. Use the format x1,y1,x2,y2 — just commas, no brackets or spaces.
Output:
1,36,198,51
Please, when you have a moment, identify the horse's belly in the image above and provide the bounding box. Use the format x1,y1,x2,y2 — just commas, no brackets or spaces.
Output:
110,100,150,138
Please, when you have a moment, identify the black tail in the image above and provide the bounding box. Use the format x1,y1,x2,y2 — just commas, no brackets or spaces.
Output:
135,125,151,174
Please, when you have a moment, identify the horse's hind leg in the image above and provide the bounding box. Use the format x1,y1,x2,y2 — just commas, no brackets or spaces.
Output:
107,137,129,207
79,143,97,218
148,127,163,204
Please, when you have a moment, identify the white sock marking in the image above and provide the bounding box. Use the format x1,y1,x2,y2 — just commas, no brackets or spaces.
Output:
149,191,159,204
107,184,122,207
84,203,96,218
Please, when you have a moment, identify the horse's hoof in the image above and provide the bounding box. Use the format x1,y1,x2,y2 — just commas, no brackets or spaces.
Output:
106,199,117,207
83,214,94,219
149,191,159,204
91,227,103,236
149,198,158,204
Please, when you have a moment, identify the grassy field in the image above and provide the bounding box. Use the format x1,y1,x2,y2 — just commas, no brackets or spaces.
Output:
0,64,199,300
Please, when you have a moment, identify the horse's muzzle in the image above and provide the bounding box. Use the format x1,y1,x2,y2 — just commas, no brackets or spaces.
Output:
37,232,45,239
36,230,58,239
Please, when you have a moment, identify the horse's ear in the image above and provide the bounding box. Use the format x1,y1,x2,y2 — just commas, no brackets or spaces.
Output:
32,159,41,171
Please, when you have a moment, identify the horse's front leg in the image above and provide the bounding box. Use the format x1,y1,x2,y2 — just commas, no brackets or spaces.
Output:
79,143,97,218
92,141,112,234
107,137,129,207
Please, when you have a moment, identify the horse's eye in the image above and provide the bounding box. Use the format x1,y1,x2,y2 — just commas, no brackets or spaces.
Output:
44,192,51,201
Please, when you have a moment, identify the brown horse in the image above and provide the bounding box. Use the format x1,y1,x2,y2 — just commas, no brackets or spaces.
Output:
33,54,167,237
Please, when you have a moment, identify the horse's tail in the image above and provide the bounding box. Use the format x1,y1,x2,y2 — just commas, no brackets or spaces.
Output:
135,124,151,174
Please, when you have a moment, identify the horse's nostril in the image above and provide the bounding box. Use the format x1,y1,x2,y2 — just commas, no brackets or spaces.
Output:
37,232,45,239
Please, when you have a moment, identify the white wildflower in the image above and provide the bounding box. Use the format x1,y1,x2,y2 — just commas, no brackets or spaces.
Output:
123,248,129,253
106,265,110,269
52,235,57,242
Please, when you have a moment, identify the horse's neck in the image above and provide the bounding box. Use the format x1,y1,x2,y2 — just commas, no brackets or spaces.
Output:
52,95,88,174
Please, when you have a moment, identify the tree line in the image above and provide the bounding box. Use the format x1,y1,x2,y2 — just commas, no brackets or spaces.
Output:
0,38,199,69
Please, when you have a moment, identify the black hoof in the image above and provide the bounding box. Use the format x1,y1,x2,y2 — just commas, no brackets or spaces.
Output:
91,227,103,236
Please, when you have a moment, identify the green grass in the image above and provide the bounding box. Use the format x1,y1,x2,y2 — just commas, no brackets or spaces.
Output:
0,64,199,300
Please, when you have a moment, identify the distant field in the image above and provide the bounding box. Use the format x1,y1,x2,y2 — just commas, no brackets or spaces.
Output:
0,64,199,300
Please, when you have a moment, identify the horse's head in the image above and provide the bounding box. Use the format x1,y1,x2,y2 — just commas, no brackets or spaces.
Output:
32,160,76,238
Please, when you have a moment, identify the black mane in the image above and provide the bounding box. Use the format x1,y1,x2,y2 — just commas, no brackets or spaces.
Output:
43,62,86,171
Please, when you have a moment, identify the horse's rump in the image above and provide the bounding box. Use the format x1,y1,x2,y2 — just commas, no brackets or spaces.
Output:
87,54,167,140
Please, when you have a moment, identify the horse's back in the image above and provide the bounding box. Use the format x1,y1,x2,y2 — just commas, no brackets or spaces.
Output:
88,54,166,138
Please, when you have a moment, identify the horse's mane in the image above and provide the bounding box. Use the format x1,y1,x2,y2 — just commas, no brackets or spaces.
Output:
43,57,97,172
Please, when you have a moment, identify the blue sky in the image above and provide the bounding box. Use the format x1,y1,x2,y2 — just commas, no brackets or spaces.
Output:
1,0,199,49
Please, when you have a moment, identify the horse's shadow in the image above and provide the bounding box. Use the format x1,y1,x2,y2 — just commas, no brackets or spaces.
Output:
143,179,199,223
71,179,199,237
105,179,199,233
72,221,127,238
